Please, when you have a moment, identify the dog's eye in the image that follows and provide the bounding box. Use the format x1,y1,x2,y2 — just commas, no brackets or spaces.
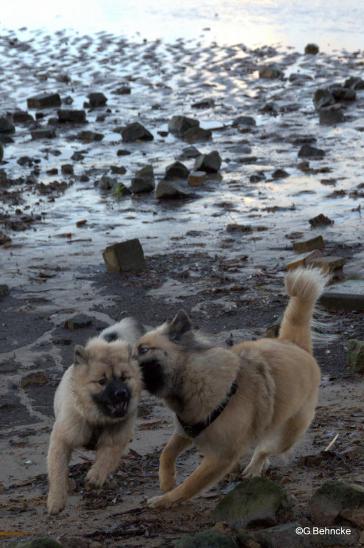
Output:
138,345,150,355
97,378,107,386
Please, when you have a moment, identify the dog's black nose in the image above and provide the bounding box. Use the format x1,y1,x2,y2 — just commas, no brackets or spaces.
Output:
114,386,130,399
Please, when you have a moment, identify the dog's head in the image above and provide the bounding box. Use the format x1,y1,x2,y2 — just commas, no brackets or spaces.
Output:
135,310,211,398
72,338,142,422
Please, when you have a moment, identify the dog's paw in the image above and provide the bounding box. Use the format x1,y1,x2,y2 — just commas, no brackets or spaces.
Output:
47,492,67,515
147,494,172,509
85,467,106,489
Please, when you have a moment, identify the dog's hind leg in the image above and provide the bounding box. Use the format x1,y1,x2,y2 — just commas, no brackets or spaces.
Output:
242,407,314,478
159,433,192,492
148,453,237,509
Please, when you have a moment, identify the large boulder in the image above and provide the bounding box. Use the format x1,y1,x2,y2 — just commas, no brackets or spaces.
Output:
310,480,364,526
212,478,290,528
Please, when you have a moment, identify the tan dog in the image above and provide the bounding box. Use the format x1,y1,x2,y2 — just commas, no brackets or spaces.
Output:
47,329,142,514
135,268,328,509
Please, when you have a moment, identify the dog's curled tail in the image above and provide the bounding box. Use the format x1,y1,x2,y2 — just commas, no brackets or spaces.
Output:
279,267,329,354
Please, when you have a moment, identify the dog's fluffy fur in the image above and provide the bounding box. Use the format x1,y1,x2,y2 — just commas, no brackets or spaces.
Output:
136,268,328,509
47,321,142,514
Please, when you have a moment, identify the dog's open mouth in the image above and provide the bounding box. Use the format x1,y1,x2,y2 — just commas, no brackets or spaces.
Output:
106,398,129,418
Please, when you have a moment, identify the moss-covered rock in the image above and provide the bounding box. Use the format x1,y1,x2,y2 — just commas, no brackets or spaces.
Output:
16,538,62,548
212,478,290,528
175,530,238,548
310,480,364,525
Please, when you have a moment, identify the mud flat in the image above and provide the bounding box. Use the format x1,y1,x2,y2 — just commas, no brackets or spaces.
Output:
0,28,363,546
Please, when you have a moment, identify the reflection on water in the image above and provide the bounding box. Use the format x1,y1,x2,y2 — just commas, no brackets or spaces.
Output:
1,0,364,50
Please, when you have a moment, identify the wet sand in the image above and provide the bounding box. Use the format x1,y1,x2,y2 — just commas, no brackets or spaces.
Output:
0,25,364,546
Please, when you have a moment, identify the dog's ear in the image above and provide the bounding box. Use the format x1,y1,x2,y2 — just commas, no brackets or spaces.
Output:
168,310,192,341
74,345,88,366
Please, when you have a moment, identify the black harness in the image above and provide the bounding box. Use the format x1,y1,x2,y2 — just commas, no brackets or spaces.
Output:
177,381,238,438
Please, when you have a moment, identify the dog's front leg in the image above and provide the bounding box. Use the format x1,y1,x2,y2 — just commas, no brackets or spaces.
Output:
148,454,234,509
47,427,72,514
86,442,126,488
159,433,192,492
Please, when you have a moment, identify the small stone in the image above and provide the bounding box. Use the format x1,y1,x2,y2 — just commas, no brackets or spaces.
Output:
232,116,256,128
286,250,322,271
112,182,130,198
165,161,189,180
272,168,289,179
117,149,131,156
182,127,212,143
155,180,190,199
58,109,86,123
321,279,364,312
12,110,34,123
99,175,115,191
249,522,311,548
194,151,222,173
77,131,104,143
76,219,87,227
61,164,74,175
259,65,283,79
0,284,9,297
191,98,215,109
27,93,61,109
0,143,3,162
310,480,364,526
250,172,266,183
0,116,15,133
21,371,48,389
319,106,345,125
121,122,153,142
87,92,107,108
309,213,334,227
110,165,127,175
103,239,146,273
293,235,325,253
178,146,201,160
175,530,238,548
313,89,335,110
130,165,155,193
305,43,319,54
344,77,364,90
347,340,364,373
188,171,207,187
113,85,131,95
64,314,93,330
331,86,356,102
307,255,345,273
226,224,253,233
212,477,290,528
168,115,199,137
0,232,11,246
31,128,56,140
298,144,325,159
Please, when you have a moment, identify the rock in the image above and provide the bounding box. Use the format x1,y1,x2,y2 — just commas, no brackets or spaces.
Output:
15,538,62,548
0,231,11,246
103,239,146,273
121,122,153,142
117,149,131,156
272,168,289,179
260,102,278,116
232,116,256,128
293,235,325,253
113,182,130,198
310,480,364,526
76,219,87,227
27,93,61,109
0,284,9,297
191,98,215,109
0,116,15,133
110,165,127,175
178,146,201,160
286,250,322,271
175,530,238,548
155,180,190,199
58,109,86,123
31,128,56,140
194,151,222,173
168,115,199,137
182,127,212,143
259,65,284,79
245,522,311,548
212,477,290,528
331,86,356,102
226,224,253,233
64,314,93,330
321,279,364,312
12,110,34,123
21,371,48,389
130,165,155,193
61,164,74,175
347,340,364,373
0,143,3,162
319,106,345,125
307,255,345,273
113,85,131,95
313,89,335,110
165,161,189,180
344,77,364,90
250,173,266,183
298,145,325,159
87,92,107,107
77,131,104,143
99,175,116,191
188,171,207,187
309,213,334,227
305,43,319,54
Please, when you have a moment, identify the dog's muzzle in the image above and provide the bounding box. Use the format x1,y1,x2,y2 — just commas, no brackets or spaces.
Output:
93,378,131,418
